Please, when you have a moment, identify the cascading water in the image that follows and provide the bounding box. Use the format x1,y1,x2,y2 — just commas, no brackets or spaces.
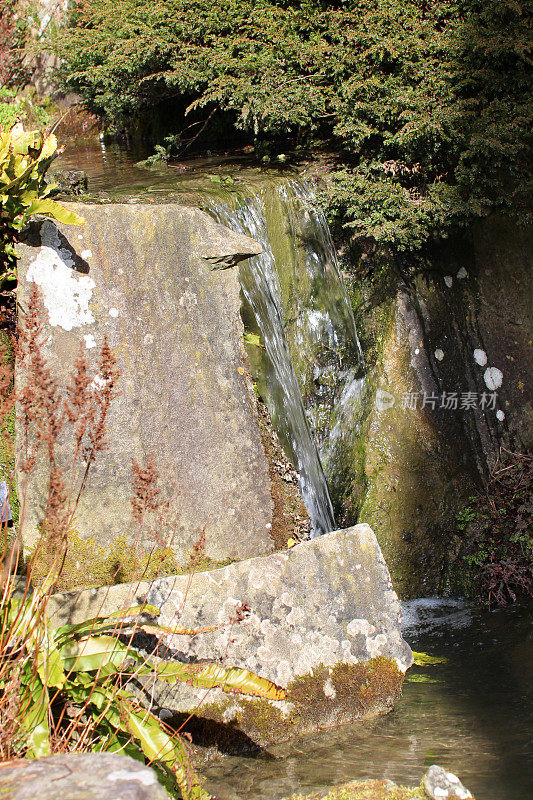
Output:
274,183,366,493
208,181,366,533
209,192,336,537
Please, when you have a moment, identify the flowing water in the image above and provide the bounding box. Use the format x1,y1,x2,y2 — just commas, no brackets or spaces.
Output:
208,192,336,536
208,182,368,534
200,600,533,800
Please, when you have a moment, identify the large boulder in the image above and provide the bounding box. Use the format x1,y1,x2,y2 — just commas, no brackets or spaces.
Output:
17,204,277,561
47,525,413,746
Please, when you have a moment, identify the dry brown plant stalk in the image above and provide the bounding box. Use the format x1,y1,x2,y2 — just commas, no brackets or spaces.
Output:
0,284,126,759
0,287,262,798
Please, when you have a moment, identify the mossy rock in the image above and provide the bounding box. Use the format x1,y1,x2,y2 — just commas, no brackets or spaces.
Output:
283,779,425,800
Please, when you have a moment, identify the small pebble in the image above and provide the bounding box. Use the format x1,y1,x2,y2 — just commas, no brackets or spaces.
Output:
434,349,444,361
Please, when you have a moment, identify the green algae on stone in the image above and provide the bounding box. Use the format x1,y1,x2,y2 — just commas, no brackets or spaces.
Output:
354,295,477,598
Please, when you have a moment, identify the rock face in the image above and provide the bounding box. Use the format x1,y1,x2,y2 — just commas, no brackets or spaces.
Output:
334,217,532,597
17,204,274,561
0,753,170,800
47,525,412,746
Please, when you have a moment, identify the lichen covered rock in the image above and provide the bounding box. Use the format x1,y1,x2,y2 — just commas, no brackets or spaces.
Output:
423,765,473,800
17,204,275,562
47,524,412,746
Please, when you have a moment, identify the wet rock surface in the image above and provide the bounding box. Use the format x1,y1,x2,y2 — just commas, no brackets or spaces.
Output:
349,217,532,597
0,753,170,800
422,765,473,800
50,169,89,196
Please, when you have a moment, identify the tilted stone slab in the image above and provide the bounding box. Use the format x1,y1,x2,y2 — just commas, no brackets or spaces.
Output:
47,525,413,746
0,753,171,800
17,204,274,561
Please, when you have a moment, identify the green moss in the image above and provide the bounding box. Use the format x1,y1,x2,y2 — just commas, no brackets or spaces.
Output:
27,528,235,592
283,779,426,800
196,657,404,748
351,294,479,598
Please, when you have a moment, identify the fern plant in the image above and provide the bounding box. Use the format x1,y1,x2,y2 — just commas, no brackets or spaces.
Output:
0,566,285,800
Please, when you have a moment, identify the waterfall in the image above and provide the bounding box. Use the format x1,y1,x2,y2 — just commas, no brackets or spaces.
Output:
274,183,366,490
208,181,365,535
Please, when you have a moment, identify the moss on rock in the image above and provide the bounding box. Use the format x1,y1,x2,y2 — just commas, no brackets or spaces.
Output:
189,657,404,748
283,779,426,800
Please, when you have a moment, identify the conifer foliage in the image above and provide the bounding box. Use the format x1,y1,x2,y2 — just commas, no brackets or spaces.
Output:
55,0,532,250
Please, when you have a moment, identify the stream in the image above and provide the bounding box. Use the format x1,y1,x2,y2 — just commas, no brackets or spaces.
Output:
201,599,533,800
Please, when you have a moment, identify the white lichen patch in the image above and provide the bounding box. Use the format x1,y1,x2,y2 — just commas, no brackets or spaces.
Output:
222,706,238,723
286,607,305,627
276,659,292,685
434,348,444,361
473,348,487,366
108,307,119,318
484,366,503,390
217,596,243,625
83,334,97,349
347,619,375,637
26,248,95,331
179,289,198,312
107,770,156,786
81,249,92,259
323,677,337,699
444,275,453,288
90,374,107,392
366,633,388,658
496,409,505,421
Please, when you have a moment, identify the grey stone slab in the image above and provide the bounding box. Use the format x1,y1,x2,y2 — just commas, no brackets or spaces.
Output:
0,753,170,800
17,204,274,561
47,525,413,744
